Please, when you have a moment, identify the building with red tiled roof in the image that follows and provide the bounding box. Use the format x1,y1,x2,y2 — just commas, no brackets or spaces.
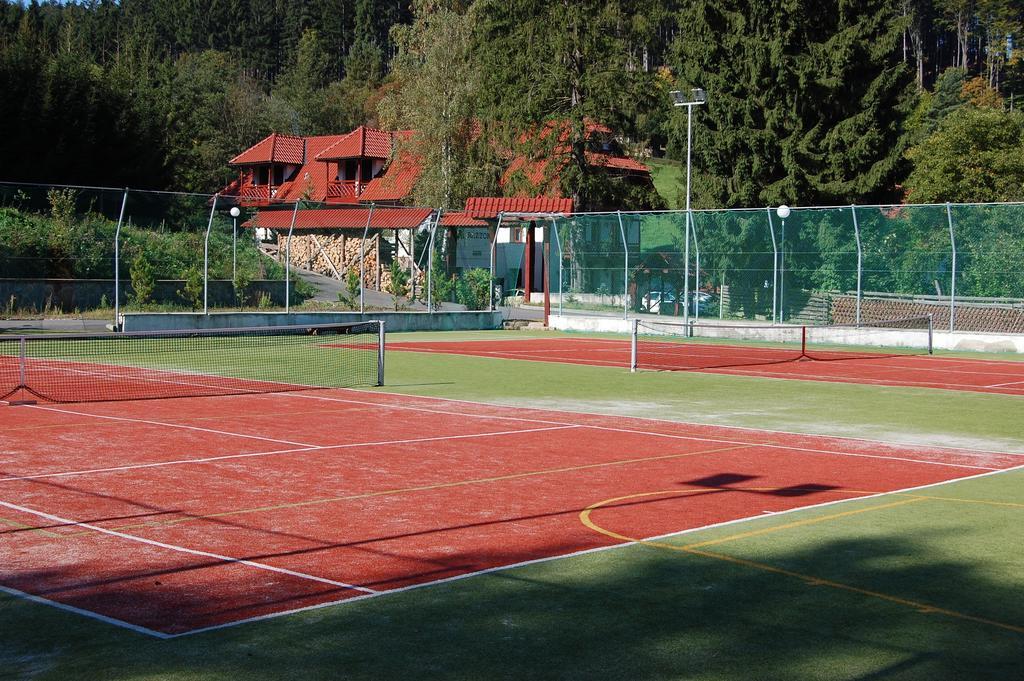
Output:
220,127,419,207
499,120,655,204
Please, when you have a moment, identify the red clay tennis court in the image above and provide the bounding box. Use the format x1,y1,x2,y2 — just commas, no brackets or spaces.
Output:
1,387,1019,637
388,336,1024,396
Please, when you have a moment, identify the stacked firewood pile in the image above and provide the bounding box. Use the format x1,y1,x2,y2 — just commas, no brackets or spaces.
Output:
282,231,423,293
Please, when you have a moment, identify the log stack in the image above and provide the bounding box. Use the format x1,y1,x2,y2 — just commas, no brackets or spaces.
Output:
281,231,424,294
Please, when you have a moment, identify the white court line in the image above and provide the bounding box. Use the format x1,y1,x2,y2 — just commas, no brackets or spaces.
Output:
0,425,579,483
0,583,172,639
986,380,1024,388
168,461,1024,638
27,404,318,448
0,498,376,595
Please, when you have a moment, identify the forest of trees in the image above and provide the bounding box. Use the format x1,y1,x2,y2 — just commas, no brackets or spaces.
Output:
1,0,1022,210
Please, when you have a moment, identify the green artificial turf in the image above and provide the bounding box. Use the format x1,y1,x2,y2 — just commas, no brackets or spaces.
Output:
1,329,1021,680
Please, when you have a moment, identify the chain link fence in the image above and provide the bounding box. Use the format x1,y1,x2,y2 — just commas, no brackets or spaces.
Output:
3,182,1022,334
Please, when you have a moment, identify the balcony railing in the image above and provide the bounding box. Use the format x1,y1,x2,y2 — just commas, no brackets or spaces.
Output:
237,185,270,205
326,180,363,203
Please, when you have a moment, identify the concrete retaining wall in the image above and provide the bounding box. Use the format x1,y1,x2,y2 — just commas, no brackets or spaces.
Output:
120,310,503,333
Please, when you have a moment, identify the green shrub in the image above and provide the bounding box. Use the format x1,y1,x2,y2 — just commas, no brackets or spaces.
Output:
178,266,204,310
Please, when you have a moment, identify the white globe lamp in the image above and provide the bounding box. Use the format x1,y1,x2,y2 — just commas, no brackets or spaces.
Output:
776,205,791,219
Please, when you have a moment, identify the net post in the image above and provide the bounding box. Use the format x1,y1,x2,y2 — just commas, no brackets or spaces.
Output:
801,324,807,358
630,318,638,372
377,319,386,386
927,313,934,355
18,336,26,388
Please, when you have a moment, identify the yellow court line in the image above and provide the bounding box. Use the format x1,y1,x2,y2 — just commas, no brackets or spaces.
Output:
0,514,62,538
580,491,1024,635
904,494,1024,510
684,497,928,549
64,443,752,536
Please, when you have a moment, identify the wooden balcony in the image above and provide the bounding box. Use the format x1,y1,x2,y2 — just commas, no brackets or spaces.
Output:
236,184,271,206
326,180,363,204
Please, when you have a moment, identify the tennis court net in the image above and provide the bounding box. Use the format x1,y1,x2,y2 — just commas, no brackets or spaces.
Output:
630,315,933,372
0,321,384,404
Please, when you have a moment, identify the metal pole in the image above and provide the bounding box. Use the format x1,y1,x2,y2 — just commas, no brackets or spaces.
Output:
427,211,439,313
113,188,128,330
232,217,237,284
779,216,786,322
946,202,956,332
551,217,563,317
691,213,701,322
683,212,691,326
284,199,298,315
683,103,694,327
490,212,504,310
630,317,639,372
851,204,862,325
766,208,778,324
203,193,219,315
616,211,628,319
359,203,375,314
377,319,386,385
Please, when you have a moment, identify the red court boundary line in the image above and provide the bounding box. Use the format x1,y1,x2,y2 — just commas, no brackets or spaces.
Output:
171,461,1024,639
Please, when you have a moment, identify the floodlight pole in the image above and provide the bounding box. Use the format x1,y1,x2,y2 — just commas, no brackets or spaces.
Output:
776,205,790,323
230,206,241,284
671,87,706,327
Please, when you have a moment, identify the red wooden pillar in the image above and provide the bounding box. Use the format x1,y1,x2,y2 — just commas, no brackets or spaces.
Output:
523,221,535,303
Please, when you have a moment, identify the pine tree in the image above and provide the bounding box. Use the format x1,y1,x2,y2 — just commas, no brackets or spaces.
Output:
671,0,915,208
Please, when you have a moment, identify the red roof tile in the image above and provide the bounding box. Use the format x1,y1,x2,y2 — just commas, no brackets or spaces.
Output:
229,133,306,165
243,207,433,230
315,126,393,160
441,212,489,227
464,197,573,219
360,145,422,202
585,152,649,173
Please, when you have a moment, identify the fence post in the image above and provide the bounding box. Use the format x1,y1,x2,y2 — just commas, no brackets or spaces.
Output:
550,216,563,317
851,204,862,325
427,210,441,313
683,210,691,326
284,199,299,315
616,211,628,319
113,188,128,330
203,193,220,315
766,207,778,324
945,202,956,332
359,203,375,314
691,213,701,322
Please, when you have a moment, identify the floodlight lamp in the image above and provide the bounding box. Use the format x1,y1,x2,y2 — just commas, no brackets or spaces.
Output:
229,207,241,218
692,88,706,104
669,90,684,105
776,205,791,219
